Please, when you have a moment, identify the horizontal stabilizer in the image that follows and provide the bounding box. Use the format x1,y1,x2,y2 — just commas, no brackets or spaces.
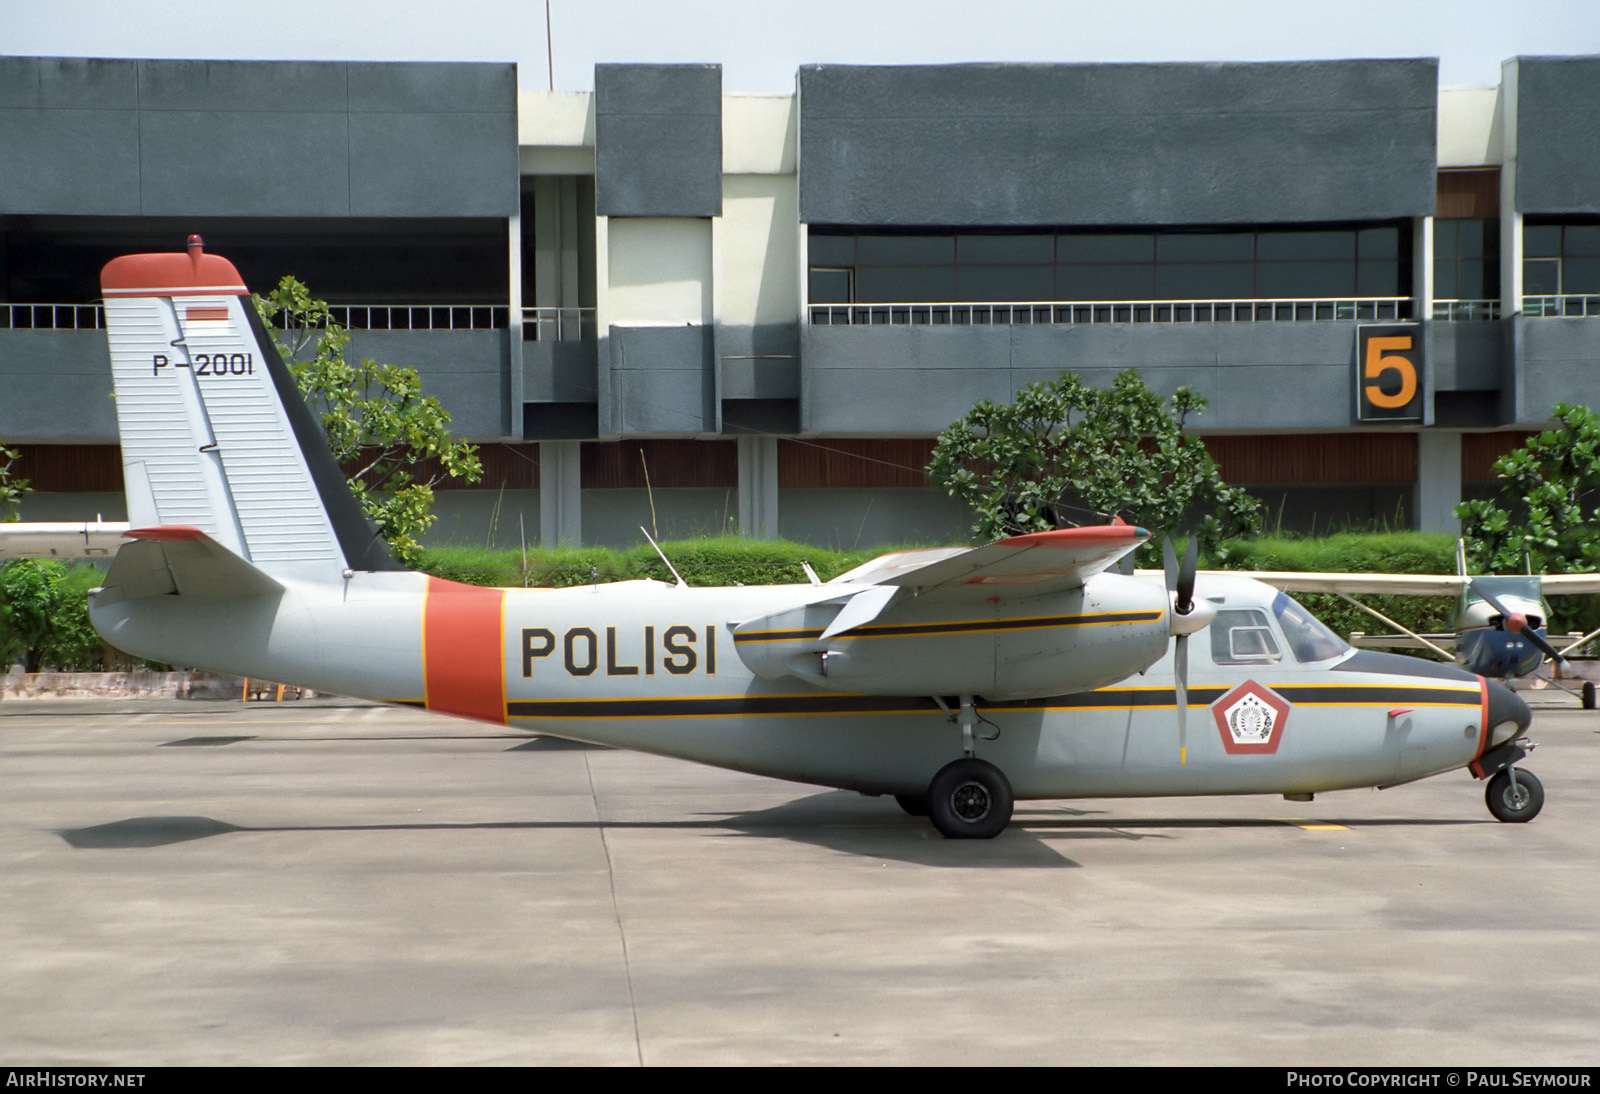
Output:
99,526,283,602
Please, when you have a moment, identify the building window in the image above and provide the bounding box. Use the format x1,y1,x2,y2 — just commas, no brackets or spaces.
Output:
807,224,1409,307
1524,218,1600,299
1434,219,1499,300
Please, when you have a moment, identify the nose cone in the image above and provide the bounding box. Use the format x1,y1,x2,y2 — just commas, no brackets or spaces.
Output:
1485,679,1532,737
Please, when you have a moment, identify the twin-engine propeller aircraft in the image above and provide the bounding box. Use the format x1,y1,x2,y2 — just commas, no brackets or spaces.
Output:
74,239,1544,837
1233,543,1600,708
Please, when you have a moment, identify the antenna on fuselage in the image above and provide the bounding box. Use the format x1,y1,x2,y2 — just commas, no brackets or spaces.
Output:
640,525,687,588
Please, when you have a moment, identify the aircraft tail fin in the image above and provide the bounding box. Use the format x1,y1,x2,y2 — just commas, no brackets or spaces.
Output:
100,237,399,575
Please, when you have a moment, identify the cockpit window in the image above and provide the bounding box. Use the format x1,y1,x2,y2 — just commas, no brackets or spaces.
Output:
1211,609,1281,665
1271,591,1350,663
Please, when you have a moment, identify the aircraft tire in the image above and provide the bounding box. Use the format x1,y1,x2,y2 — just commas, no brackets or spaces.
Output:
1486,768,1544,823
894,794,929,817
1583,682,1596,710
927,759,1013,839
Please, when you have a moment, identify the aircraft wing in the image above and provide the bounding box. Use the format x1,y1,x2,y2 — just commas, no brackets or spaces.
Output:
1537,574,1600,594
1187,570,1600,597
1218,571,1467,596
1132,570,1470,597
0,521,131,559
833,526,1149,599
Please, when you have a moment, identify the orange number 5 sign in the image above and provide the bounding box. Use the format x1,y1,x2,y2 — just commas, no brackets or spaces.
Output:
1356,325,1423,421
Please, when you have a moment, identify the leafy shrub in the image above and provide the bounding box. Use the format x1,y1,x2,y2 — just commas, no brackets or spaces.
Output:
0,560,105,671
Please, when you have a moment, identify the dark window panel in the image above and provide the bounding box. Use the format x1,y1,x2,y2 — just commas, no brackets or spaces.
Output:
1056,264,1155,300
1256,231,1355,262
956,265,1054,302
1356,227,1400,260
1155,262,1254,299
1435,263,1459,300
1524,224,1562,258
1457,219,1484,259
1565,224,1600,256
807,234,856,266
1156,232,1254,262
856,234,954,265
1356,259,1400,296
1524,257,1561,295
809,268,852,303
957,234,1053,264
1562,256,1600,294
854,265,957,302
1456,259,1485,299
1257,262,1355,298
1433,220,1458,260
1056,233,1154,262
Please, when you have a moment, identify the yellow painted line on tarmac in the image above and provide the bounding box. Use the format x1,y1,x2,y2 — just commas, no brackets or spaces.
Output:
1279,819,1350,831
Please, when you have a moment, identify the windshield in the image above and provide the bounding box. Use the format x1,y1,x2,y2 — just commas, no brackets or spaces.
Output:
1271,591,1350,663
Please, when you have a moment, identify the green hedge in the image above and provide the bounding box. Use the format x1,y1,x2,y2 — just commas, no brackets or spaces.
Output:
415,538,891,589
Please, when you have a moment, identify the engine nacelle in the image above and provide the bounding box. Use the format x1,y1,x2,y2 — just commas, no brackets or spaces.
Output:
731,574,1171,701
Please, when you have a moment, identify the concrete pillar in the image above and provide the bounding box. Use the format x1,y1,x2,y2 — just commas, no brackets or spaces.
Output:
539,440,583,546
737,434,779,540
506,212,524,435
1414,430,1462,535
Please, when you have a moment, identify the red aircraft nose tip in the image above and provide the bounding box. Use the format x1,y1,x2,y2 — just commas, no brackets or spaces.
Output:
1505,613,1526,633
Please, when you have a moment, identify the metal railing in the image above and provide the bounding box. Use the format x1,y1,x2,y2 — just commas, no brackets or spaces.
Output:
0,304,104,330
807,298,1414,326
1433,299,1501,321
326,305,508,331
0,303,513,332
1524,295,1600,318
521,307,596,341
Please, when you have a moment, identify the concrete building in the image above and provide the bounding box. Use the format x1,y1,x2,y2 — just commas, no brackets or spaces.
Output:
2,54,1598,548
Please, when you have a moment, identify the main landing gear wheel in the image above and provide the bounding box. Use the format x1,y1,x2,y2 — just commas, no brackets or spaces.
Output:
1486,768,1544,823
927,758,1014,839
1583,682,1596,710
894,794,929,817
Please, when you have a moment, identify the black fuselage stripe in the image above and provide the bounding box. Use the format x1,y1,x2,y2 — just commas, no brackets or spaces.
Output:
734,611,1163,644
505,685,1480,719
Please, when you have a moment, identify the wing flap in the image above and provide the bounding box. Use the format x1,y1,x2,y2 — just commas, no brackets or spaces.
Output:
861,526,1149,600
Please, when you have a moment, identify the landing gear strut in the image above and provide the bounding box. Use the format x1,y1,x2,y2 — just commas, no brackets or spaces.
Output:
926,758,1014,839
1486,768,1544,823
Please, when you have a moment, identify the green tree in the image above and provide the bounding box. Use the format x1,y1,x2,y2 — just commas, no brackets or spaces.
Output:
254,277,482,565
1457,402,1600,574
0,437,27,521
0,560,103,672
927,369,1262,564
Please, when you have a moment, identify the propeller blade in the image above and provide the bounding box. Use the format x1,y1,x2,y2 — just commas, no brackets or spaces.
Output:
1163,537,1180,600
1178,535,1198,616
1175,632,1189,766
1522,625,1567,666
1468,579,1517,623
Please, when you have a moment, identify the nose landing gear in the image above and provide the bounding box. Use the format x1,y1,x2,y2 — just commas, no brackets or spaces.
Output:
1486,767,1544,823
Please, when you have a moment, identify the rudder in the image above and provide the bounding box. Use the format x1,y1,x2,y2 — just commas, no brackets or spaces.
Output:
101,237,398,575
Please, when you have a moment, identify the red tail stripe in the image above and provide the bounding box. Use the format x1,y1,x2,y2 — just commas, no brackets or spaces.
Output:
423,577,507,725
